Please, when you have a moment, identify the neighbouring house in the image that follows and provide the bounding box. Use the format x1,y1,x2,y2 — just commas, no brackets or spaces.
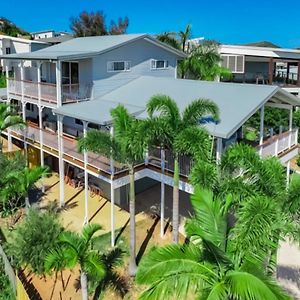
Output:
1,34,300,245
0,35,49,73
31,30,71,40
219,43,300,97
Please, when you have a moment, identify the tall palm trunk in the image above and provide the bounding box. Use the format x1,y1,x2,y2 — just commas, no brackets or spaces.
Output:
172,156,180,243
80,270,88,300
128,165,137,276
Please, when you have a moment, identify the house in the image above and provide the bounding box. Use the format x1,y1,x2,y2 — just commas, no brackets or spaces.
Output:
31,30,71,40
0,35,49,73
1,34,300,245
220,44,300,96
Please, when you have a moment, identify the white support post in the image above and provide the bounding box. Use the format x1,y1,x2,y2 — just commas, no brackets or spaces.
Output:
259,105,265,157
160,148,165,238
83,121,89,225
38,105,45,192
22,101,28,161
5,64,12,151
145,148,149,165
110,126,115,247
275,138,279,156
288,108,293,148
216,138,223,163
286,161,291,187
56,60,62,107
20,60,24,103
57,115,65,207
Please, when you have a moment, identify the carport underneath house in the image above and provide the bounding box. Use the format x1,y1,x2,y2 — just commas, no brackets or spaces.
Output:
50,76,300,246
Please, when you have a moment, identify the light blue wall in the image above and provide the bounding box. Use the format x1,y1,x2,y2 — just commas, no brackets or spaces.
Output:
91,39,178,97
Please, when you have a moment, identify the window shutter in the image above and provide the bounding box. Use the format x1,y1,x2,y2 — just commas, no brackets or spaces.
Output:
150,59,156,69
125,61,131,70
107,62,114,72
236,55,244,73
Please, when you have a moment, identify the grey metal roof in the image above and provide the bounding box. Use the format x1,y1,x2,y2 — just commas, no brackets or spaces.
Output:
56,98,144,126
55,77,300,139
1,34,185,61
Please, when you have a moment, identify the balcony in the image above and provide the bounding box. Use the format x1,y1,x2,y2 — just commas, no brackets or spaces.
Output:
257,129,298,158
7,123,128,177
7,79,93,107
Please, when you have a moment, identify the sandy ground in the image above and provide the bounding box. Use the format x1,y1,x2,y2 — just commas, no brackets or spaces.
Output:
25,174,183,300
277,241,300,299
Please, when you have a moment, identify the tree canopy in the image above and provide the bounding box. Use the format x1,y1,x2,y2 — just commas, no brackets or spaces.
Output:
0,17,29,37
70,11,129,37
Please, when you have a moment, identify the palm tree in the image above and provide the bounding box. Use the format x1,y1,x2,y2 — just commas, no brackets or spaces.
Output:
45,224,106,300
2,166,48,210
0,102,24,152
92,247,129,299
156,24,231,80
136,188,291,300
0,167,48,212
78,104,147,276
146,95,219,243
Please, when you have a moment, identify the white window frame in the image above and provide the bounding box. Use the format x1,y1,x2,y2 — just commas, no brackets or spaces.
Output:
107,61,131,73
150,59,169,70
221,54,245,74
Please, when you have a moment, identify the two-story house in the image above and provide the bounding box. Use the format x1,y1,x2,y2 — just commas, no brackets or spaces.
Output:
220,43,300,97
0,35,49,73
1,34,300,246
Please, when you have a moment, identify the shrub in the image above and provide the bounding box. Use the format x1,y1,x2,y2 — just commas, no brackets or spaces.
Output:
0,256,14,300
7,209,63,275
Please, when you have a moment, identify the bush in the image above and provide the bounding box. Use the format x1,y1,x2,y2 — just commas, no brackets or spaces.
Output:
7,209,63,275
245,130,257,141
0,74,6,88
296,155,300,167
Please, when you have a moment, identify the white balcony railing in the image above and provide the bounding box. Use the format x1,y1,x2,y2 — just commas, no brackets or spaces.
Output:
257,129,298,158
7,79,92,105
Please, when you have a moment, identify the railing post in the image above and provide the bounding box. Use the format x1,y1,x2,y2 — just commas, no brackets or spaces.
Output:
160,148,165,238
110,126,115,247
216,138,223,162
5,63,12,152
56,60,62,107
259,105,265,157
57,115,65,207
275,137,279,156
288,108,293,148
83,121,89,226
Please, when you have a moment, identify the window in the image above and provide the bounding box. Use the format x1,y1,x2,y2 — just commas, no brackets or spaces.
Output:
75,119,83,126
5,47,11,55
107,61,131,72
26,103,34,112
62,62,79,84
150,60,169,70
221,55,244,73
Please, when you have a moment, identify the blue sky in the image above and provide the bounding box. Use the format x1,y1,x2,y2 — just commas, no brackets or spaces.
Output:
2,0,300,48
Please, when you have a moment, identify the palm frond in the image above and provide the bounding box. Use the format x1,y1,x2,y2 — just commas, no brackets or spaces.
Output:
77,129,113,157
146,94,180,131
174,126,210,159
81,223,102,244
182,98,219,126
226,270,291,300
44,247,68,273
189,160,217,190
83,251,105,279
185,188,227,250
136,243,216,288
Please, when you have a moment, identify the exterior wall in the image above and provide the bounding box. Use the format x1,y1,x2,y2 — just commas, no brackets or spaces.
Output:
91,39,178,97
33,31,55,40
78,59,93,84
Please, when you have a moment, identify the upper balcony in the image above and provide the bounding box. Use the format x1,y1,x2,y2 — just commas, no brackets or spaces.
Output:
7,79,93,107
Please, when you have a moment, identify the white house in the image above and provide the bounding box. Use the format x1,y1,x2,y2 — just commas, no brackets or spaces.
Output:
0,35,49,73
31,30,71,40
1,34,300,246
219,44,300,96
